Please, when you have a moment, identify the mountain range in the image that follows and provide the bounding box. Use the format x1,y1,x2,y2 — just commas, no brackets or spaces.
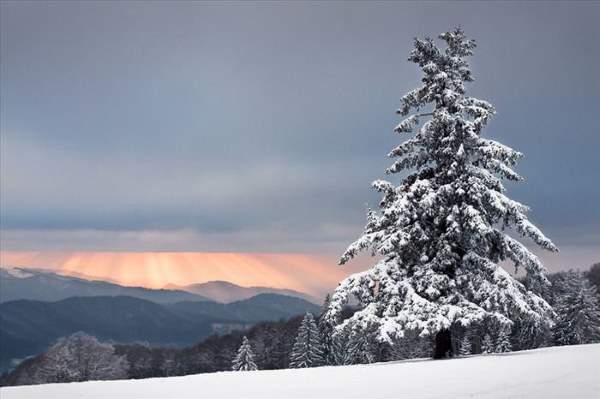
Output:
0,267,209,304
0,294,319,373
0,267,321,374
165,280,320,304
0,267,320,304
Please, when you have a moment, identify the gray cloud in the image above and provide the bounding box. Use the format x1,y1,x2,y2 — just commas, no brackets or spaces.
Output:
1,1,599,262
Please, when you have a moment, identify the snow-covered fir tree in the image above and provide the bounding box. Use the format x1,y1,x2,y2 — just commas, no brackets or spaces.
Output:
324,28,557,358
232,336,258,371
512,317,552,351
318,294,336,365
289,313,325,368
495,328,512,353
390,337,411,361
389,329,429,360
553,271,600,345
330,328,351,365
586,263,600,291
481,334,494,354
348,330,377,364
459,334,471,356
389,341,403,361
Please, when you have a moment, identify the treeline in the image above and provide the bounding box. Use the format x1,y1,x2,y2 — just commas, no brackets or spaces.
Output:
0,314,304,385
2,265,599,386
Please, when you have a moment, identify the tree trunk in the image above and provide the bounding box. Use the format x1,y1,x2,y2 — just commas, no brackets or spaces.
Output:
433,328,453,359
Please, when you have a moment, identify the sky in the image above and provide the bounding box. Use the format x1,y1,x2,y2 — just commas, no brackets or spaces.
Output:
1,1,598,289
0,251,353,297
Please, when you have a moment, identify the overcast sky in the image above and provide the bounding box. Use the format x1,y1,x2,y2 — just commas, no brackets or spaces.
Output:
1,1,598,269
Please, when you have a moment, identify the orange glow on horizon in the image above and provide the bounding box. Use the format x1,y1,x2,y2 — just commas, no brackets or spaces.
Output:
0,251,366,297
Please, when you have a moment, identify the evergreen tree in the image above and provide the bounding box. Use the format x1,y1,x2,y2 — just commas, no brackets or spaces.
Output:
553,271,600,345
412,334,433,358
495,328,512,353
586,263,600,292
459,334,471,356
481,334,494,354
330,328,351,365
512,317,552,351
231,336,258,371
348,331,377,364
390,338,410,361
324,28,556,358
318,294,336,365
289,313,325,368
390,330,430,360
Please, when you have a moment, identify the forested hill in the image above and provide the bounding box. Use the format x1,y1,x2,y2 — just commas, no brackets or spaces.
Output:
0,294,319,374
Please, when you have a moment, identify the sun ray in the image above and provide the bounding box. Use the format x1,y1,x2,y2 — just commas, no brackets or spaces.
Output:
0,251,358,297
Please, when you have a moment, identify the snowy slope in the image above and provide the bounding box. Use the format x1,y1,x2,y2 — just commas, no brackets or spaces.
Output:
2,344,598,399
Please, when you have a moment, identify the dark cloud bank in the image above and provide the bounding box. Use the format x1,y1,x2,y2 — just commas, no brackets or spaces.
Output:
1,1,598,269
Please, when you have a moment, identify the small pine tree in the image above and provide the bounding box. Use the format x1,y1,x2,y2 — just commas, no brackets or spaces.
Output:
481,334,494,354
348,330,377,364
553,271,600,345
318,294,335,365
232,336,258,371
495,328,512,353
289,313,325,368
331,329,351,365
459,334,471,356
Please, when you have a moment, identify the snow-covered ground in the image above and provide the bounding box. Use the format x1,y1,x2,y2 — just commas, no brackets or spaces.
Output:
2,344,598,399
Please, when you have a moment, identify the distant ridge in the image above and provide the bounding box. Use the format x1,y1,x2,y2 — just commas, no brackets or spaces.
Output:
164,280,321,304
0,266,210,304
